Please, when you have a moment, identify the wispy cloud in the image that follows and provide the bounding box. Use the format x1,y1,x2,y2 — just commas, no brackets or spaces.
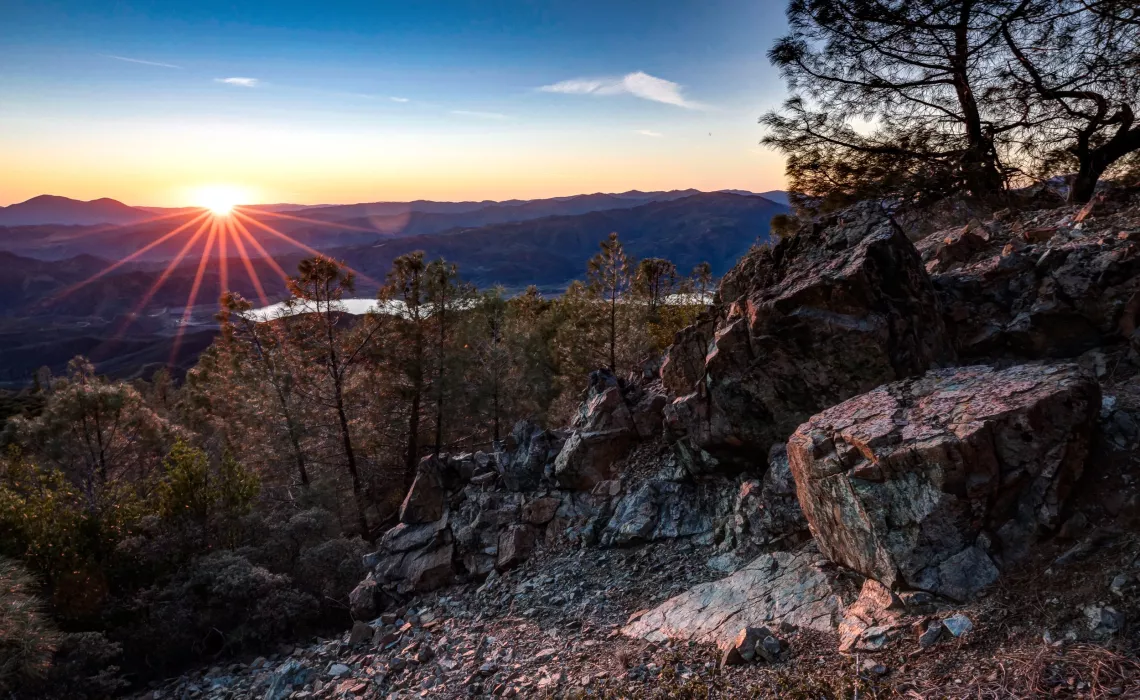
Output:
101,54,181,69
634,129,664,137
216,77,260,87
390,97,410,103
540,71,704,109
451,110,508,120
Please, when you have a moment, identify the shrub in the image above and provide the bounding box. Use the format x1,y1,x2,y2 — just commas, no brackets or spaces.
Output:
118,550,318,668
0,557,60,693
295,536,368,602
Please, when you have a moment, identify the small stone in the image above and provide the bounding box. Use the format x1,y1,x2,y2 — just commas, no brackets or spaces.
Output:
942,613,973,638
918,621,943,648
861,658,888,677
1085,605,1125,637
349,621,372,645
328,663,351,678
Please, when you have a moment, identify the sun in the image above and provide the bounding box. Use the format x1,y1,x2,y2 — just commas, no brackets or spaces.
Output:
192,185,249,217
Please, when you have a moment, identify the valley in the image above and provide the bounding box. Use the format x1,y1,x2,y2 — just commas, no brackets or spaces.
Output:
0,190,786,385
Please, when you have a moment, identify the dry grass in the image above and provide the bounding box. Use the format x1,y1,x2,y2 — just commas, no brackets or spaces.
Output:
904,644,1140,699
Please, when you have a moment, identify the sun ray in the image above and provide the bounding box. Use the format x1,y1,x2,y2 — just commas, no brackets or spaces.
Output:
75,208,207,238
102,215,213,351
48,210,211,303
230,215,290,284
235,206,380,233
225,217,269,306
234,210,380,286
169,218,219,365
216,216,229,294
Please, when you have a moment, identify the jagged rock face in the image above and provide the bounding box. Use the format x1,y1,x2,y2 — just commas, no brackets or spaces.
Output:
660,316,715,396
501,421,563,491
663,203,955,473
601,479,736,547
788,363,1099,601
933,226,1140,360
398,456,448,524
731,445,810,552
622,548,861,648
553,429,635,490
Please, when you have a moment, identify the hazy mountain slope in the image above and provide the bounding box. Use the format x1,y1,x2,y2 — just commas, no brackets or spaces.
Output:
0,195,152,226
285,189,704,224
335,192,786,288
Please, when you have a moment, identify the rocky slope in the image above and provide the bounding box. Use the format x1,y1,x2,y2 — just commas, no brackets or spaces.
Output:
135,193,1140,699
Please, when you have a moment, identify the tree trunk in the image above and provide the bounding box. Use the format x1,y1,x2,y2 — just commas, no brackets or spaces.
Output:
434,302,446,457
952,1,1003,199
405,388,421,490
334,379,369,536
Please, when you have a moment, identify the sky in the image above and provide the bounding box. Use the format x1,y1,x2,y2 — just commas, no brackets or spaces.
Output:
0,0,791,207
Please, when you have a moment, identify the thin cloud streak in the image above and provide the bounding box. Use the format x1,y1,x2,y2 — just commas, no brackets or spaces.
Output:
216,77,260,87
390,97,410,103
540,71,704,109
101,54,181,69
634,129,664,137
451,110,508,119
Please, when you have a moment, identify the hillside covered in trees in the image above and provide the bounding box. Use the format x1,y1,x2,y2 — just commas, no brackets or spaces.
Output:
2,0,1140,697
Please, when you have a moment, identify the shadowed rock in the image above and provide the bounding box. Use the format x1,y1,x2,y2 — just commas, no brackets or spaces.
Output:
663,203,954,473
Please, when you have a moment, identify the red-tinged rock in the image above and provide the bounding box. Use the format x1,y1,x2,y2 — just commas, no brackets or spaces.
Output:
788,363,1099,601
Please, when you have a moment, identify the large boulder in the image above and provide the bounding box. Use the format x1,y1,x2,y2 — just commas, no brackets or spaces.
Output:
573,370,636,433
398,456,449,524
664,203,954,472
552,429,635,490
788,363,1099,601
622,548,860,648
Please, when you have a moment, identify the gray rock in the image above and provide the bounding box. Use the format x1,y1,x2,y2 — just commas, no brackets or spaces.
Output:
663,202,954,472
941,613,973,638
622,549,860,648
918,621,944,648
264,660,313,700
601,479,735,547
1085,605,1125,637
501,421,564,491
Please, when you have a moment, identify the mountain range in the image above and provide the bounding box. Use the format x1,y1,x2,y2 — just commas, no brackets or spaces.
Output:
0,189,787,385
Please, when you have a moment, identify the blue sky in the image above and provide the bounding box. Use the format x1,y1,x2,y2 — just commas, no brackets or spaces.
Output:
0,0,791,206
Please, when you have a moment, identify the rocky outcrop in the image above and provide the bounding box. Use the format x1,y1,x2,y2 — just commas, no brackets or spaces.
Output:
622,548,860,648
500,421,563,491
663,203,955,473
601,478,736,547
788,363,1099,601
926,203,1140,360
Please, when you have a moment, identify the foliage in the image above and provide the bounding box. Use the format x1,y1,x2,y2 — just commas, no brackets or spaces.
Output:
0,557,60,693
762,0,1140,208
156,440,259,548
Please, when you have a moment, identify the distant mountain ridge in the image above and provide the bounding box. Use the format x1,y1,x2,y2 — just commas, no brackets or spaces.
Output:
0,195,151,226
0,189,787,260
329,191,788,288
